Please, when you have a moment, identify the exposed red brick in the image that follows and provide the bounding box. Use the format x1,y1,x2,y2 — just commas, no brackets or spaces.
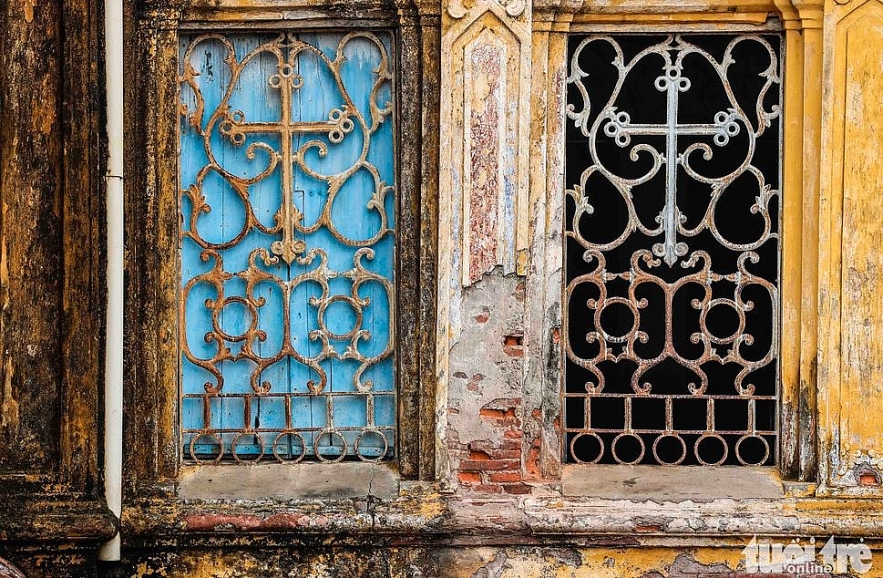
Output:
474,310,489,323
262,513,329,529
503,333,524,359
503,345,524,358
551,327,560,344
469,449,492,460
525,441,541,478
483,397,522,409
184,514,263,532
502,483,532,495
478,407,518,421
860,472,881,486
635,525,661,533
504,430,523,439
474,484,503,494
466,373,484,392
480,398,522,424
459,459,520,472
502,333,524,359
458,472,482,485
262,514,305,529
468,443,519,460
489,471,521,483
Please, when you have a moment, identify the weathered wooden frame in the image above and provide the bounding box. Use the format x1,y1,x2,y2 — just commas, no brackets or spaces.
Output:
122,0,440,519
0,0,115,552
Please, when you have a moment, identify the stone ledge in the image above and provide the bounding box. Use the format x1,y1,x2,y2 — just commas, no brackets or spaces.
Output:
178,463,399,501
0,496,117,543
121,478,883,547
561,465,784,501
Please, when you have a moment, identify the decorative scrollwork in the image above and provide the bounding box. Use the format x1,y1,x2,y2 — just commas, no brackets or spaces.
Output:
447,0,526,18
564,34,781,466
179,31,396,463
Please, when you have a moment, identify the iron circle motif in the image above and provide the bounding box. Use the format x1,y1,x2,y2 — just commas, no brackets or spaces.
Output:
231,432,265,464
314,430,348,463
211,295,259,343
569,432,606,464
354,428,389,462
701,299,745,345
651,433,687,466
694,433,729,466
272,431,307,463
596,297,639,343
189,432,225,464
611,432,646,465
317,295,365,342
735,434,770,466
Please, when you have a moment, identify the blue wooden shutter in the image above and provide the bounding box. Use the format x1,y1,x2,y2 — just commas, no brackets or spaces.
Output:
178,31,396,463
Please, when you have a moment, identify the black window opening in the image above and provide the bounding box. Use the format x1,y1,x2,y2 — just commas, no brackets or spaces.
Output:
563,34,782,466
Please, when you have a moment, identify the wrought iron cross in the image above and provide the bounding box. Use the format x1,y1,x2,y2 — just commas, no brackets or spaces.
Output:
219,58,353,265
604,61,741,266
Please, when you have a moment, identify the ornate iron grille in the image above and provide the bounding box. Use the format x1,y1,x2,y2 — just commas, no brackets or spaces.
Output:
564,34,781,466
178,31,396,463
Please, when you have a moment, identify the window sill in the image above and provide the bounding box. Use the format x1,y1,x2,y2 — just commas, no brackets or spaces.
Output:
0,495,116,544
177,462,400,501
123,471,883,544
561,465,784,501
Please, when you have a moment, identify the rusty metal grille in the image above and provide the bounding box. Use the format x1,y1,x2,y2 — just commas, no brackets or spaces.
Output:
564,34,781,466
178,31,397,463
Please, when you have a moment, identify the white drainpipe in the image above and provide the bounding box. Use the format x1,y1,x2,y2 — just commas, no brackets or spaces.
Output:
99,0,124,562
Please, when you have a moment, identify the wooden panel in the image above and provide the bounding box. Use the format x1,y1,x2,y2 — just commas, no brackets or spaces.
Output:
0,0,64,473
0,0,113,547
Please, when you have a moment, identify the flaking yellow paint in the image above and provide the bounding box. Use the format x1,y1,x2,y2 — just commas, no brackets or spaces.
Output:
819,0,883,494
